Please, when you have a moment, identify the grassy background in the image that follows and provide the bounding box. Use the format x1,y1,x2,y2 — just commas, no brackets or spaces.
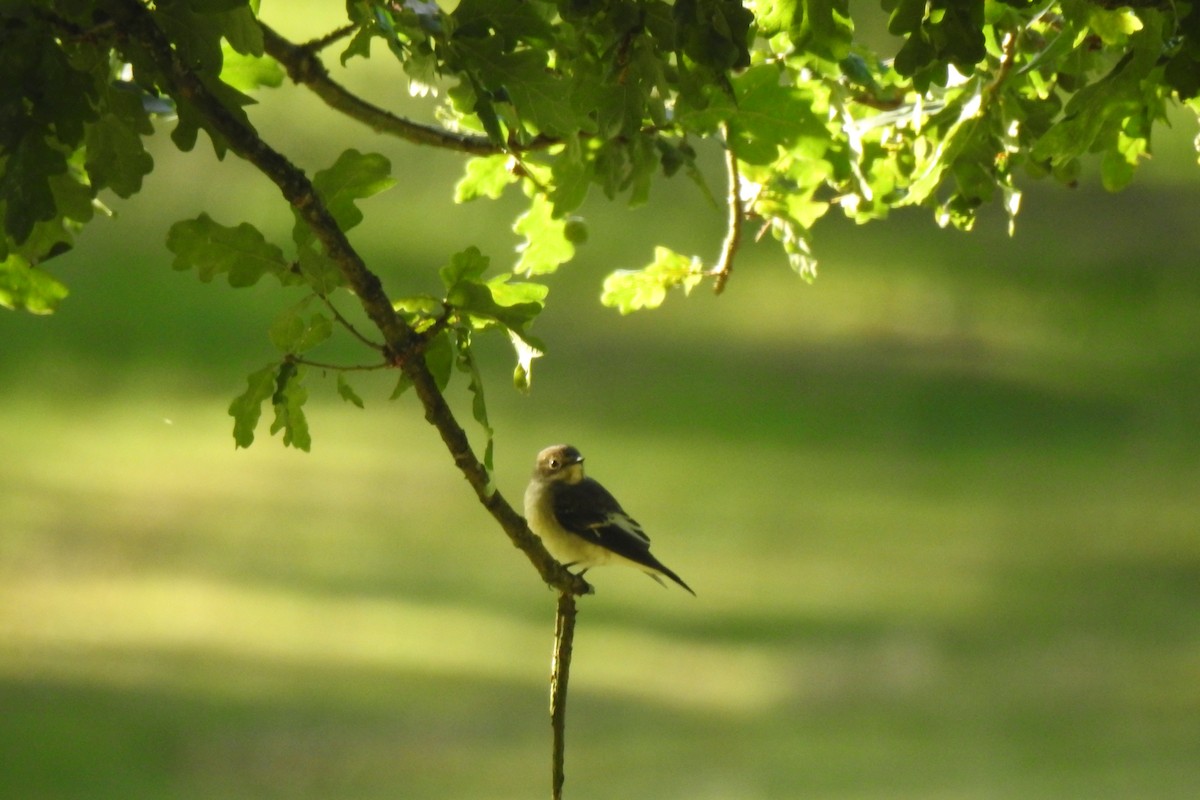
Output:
2,7,1199,798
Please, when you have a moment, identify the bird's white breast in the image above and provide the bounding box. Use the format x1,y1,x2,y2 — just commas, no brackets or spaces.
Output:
524,481,610,567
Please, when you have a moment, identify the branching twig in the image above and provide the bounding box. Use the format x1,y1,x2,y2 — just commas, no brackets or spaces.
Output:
109,0,590,597
290,356,392,372
550,591,578,800
317,291,387,352
300,23,356,54
259,23,509,155
983,26,1021,102
712,125,744,296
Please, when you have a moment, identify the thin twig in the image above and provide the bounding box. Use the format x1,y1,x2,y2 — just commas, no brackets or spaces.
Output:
317,292,387,352
712,124,744,295
983,26,1021,102
550,591,578,800
300,23,356,54
291,356,392,372
260,22,529,155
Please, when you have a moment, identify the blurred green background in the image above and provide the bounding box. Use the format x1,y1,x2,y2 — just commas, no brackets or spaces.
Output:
3,7,1199,799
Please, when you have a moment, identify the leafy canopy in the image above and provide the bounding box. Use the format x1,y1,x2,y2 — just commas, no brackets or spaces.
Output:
5,0,1200,449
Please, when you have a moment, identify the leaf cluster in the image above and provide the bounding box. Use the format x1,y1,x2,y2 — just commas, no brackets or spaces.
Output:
6,0,1200,448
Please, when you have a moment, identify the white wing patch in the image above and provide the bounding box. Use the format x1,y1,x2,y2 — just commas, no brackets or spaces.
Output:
596,511,650,544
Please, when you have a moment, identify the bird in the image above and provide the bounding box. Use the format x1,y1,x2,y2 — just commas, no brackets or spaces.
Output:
524,444,695,595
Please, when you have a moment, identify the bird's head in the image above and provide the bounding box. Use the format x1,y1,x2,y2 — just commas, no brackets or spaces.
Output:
534,444,585,484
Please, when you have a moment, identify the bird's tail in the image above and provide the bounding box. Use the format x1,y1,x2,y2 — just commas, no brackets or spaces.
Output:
645,563,696,596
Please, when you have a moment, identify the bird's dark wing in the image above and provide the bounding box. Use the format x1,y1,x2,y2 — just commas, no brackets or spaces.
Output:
552,478,696,595
552,477,652,556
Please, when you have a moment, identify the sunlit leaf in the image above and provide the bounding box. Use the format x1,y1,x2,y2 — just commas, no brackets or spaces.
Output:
0,254,69,314
600,247,705,314
455,155,517,202
221,46,285,93
513,194,574,276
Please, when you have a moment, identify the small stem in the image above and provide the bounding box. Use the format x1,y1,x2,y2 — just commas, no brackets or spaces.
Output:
318,292,386,352
300,23,356,54
259,22,515,155
712,124,744,296
290,356,391,372
550,591,578,800
984,26,1021,101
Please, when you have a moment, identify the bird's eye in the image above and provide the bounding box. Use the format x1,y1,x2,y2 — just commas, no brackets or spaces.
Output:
548,458,560,469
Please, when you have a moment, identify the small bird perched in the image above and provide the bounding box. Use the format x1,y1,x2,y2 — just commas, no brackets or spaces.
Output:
524,444,695,595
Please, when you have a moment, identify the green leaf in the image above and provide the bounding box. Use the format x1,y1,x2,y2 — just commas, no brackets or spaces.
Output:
675,0,753,72
220,46,284,93
452,0,554,43
0,254,69,314
215,4,264,56
423,328,455,392
170,77,255,158
455,155,518,202
439,245,547,337
902,82,984,206
728,65,831,166
390,372,413,399
440,245,491,289
600,246,705,314
1088,6,1143,46
294,240,344,293
1,133,65,245
341,25,375,65
337,374,365,409
755,0,799,35
269,362,311,451
84,112,155,199
155,0,226,76
310,149,396,235
1101,132,1146,191
513,194,575,275
269,303,332,353
167,213,291,287
887,0,926,36
296,314,332,352
449,278,545,337
456,39,577,135
485,272,550,308
801,0,854,61
548,139,592,215
453,327,495,473
393,293,443,319
228,363,276,448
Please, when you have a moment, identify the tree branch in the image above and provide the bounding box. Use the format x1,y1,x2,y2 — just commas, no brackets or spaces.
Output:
259,22,505,155
712,127,744,295
550,591,578,800
109,0,590,597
